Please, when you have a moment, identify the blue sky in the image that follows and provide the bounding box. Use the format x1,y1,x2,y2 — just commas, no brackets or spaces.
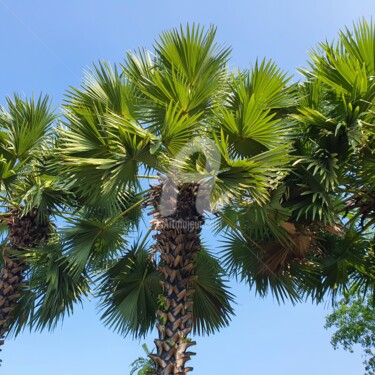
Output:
0,1,374,374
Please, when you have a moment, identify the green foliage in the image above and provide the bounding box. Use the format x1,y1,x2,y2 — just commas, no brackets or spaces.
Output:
0,93,92,344
98,243,162,338
0,93,57,204
3,20,375,375
300,226,375,303
0,94,55,161
56,21,375,337
221,230,301,304
63,214,130,276
130,344,155,375
21,173,69,217
97,244,235,338
192,248,235,335
124,24,230,125
59,62,156,205
215,60,296,158
325,288,375,375
8,241,91,335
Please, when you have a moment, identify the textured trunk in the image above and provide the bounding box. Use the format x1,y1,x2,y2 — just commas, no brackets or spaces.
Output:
145,181,204,375
0,209,50,351
0,248,28,345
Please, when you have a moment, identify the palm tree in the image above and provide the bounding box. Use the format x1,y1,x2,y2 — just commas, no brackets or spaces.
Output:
290,18,375,299
0,94,56,349
8,21,374,375
56,25,303,374
0,94,91,355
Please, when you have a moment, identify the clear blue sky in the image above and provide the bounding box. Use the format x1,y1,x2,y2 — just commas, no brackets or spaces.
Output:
0,1,374,374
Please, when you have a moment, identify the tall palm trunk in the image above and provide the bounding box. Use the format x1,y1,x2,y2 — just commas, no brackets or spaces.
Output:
145,181,204,375
0,209,50,351
0,247,28,347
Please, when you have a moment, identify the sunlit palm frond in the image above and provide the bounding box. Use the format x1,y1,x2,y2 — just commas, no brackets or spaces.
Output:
215,60,296,158
192,248,234,335
306,19,375,105
59,109,149,204
66,61,138,119
59,61,157,204
212,133,291,205
0,156,20,192
0,94,56,161
155,24,230,84
148,102,203,156
123,24,229,132
21,173,69,217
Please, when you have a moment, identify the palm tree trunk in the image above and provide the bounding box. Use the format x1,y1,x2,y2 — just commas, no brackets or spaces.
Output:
145,182,204,375
0,248,28,347
0,209,50,351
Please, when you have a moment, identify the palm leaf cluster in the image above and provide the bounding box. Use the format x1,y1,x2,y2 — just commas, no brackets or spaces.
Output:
0,20,373,375
51,24,294,341
0,95,90,349
218,21,375,307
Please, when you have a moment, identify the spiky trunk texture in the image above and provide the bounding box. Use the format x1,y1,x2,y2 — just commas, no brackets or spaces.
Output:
0,249,28,345
145,181,204,375
0,209,50,350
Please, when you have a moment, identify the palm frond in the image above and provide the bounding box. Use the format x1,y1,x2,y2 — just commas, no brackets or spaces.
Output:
98,243,162,338
214,61,296,158
220,230,301,304
59,110,146,204
306,19,375,104
0,94,56,161
65,61,138,119
300,224,374,303
192,248,235,335
212,133,291,205
8,242,91,336
123,24,230,130
62,213,130,276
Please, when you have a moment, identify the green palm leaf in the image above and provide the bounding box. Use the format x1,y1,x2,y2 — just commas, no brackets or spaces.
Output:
0,94,56,161
8,242,91,335
214,61,296,159
63,214,130,276
192,248,234,335
221,230,301,304
123,24,229,129
98,243,235,338
98,243,162,338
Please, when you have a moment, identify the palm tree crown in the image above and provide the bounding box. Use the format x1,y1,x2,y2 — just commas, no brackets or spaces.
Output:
0,95,90,352
2,20,374,374
56,24,298,374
